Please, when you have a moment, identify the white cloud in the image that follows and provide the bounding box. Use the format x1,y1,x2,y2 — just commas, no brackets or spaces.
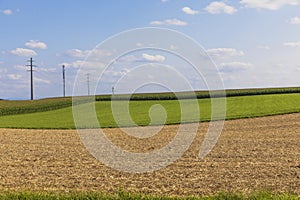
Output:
8,74,22,80
25,40,47,49
182,7,199,15
103,69,128,78
66,49,111,59
90,49,112,58
10,48,37,57
59,62,72,68
60,60,104,69
289,17,300,24
68,60,85,68
136,43,143,47
219,62,252,72
66,49,89,58
205,2,237,14
257,45,270,50
169,45,178,50
35,77,51,84
14,65,28,71
117,54,166,63
207,48,244,58
150,18,188,26
283,41,300,47
240,0,300,10
39,67,57,73
117,55,138,63
142,53,165,62
2,9,12,15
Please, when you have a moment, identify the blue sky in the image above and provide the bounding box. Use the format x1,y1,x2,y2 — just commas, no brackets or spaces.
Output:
1,0,300,99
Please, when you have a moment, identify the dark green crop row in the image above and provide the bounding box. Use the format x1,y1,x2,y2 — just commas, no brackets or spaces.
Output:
95,87,300,101
0,97,73,116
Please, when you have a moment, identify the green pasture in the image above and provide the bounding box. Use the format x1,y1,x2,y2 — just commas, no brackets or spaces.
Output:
1,87,300,117
0,93,300,129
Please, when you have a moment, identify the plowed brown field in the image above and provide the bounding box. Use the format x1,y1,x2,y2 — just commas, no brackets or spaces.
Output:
0,113,299,196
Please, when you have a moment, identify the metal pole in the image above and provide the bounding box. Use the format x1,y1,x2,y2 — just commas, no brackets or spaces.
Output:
87,73,90,96
62,65,66,97
30,58,33,100
26,58,35,100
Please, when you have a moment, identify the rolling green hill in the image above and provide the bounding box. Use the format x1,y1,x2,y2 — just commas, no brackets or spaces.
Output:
1,92,300,129
1,87,300,117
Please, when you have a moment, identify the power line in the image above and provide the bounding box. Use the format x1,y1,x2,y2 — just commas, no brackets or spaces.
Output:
26,57,36,100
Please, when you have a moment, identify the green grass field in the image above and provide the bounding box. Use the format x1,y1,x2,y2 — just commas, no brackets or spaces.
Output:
1,87,300,116
0,93,300,129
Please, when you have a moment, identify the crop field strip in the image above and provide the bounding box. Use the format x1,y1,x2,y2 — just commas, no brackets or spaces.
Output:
1,87,300,116
1,93,300,129
0,113,299,196
0,191,298,200
0,97,72,116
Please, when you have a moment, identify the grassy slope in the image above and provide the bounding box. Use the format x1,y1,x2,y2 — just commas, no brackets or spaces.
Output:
1,93,300,129
1,87,300,117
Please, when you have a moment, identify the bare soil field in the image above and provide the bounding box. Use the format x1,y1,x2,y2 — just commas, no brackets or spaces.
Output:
0,113,299,196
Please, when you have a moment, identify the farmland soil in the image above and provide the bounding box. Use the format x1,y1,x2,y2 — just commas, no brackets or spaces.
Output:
0,113,299,196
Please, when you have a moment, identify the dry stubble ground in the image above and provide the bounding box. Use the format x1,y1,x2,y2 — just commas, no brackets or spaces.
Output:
0,113,299,196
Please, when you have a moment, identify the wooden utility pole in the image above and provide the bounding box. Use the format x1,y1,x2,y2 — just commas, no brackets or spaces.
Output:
62,65,66,97
86,73,90,96
112,86,115,95
26,58,35,100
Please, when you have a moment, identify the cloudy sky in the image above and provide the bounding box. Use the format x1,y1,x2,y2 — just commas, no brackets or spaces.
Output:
1,0,300,99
